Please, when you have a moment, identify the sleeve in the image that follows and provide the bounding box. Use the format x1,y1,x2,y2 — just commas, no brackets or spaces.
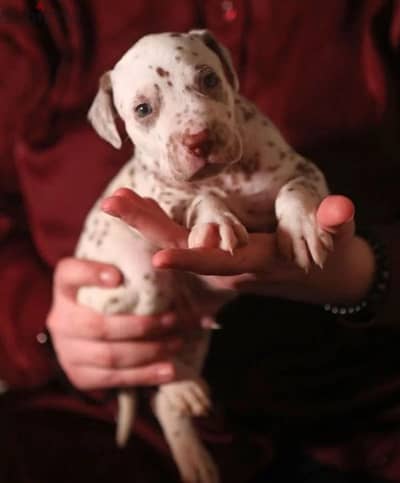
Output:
340,0,400,329
0,1,57,388
368,1,400,329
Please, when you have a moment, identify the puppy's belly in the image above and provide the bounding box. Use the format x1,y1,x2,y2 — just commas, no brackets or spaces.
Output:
76,212,176,316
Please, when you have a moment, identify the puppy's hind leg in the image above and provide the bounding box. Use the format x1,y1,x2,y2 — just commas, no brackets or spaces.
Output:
153,330,219,483
152,384,219,483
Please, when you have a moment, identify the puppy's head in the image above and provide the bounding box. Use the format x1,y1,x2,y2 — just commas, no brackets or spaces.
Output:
88,30,242,182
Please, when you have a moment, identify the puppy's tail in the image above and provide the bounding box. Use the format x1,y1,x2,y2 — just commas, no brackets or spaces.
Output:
116,388,137,447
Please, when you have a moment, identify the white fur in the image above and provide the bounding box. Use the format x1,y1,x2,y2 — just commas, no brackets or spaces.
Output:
76,30,331,483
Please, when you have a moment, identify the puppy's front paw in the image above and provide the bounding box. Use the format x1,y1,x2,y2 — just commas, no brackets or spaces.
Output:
277,210,333,271
188,213,248,254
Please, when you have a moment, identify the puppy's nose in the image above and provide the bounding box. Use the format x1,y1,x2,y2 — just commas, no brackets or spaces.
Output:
183,129,214,158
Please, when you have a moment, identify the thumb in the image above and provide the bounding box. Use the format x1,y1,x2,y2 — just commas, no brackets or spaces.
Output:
54,258,121,300
316,195,355,242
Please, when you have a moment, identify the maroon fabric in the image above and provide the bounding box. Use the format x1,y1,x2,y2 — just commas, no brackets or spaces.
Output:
1,0,400,481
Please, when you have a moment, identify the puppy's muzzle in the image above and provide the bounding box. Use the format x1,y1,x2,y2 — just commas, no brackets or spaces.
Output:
182,129,215,159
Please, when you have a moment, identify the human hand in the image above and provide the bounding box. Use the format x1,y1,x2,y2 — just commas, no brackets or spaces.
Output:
46,257,193,391
102,189,375,306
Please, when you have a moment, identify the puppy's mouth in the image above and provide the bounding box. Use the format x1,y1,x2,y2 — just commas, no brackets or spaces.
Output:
187,162,226,181
187,132,243,181
168,129,243,182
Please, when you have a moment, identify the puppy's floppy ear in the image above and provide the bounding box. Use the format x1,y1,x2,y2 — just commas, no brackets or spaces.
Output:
189,29,239,92
88,71,122,149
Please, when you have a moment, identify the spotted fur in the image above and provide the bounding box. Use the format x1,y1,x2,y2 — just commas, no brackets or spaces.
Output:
76,30,331,483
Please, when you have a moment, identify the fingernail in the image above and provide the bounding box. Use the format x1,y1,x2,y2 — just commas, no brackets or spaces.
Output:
99,270,119,285
161,313,176,327
157,365,174,381
101,200,119,217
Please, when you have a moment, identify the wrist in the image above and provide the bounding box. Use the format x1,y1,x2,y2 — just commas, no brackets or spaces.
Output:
333,235,376,304
321,229,391,324
302,235,375,305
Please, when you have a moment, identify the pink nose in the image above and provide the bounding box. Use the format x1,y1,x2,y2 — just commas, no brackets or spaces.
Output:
183,129,214,158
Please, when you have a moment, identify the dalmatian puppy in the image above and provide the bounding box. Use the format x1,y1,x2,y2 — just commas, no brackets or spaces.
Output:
76,30,332,483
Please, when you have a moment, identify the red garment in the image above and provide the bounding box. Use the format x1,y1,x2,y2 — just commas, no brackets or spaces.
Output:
1,0,400,481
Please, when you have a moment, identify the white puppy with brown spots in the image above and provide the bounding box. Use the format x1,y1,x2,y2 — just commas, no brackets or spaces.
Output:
76,30,332,483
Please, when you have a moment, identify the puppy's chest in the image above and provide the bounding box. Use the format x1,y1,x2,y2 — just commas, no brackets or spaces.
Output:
120,161,278,232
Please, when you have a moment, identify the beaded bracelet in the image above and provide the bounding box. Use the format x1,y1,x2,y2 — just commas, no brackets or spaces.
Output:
322,229,391,326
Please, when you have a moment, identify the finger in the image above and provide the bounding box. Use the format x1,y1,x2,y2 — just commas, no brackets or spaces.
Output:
317,195,355,241
66,362,177,390
153,233,276,275
54,258,121,300
101,188,188,249
53,308,181,340
65,337,183,369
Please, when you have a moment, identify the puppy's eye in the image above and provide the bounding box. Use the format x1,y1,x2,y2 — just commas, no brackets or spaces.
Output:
135,103,153,117
198,68,220,92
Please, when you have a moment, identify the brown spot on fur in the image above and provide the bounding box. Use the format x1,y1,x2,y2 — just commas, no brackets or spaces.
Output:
144,273,156,282
110,297,120,304
175,55,181,62
292,179,318,195
266,163,280,172
231,153,260,177
170,33,182,37
167,81,173,87
240,105,256,122
176,46,183,50
170,200,187,223
267,140,275,147
295,160,317,177
191,51,199,56
156,67,169,77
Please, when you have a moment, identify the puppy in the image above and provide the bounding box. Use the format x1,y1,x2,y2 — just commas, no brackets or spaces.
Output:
76,30,331,483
